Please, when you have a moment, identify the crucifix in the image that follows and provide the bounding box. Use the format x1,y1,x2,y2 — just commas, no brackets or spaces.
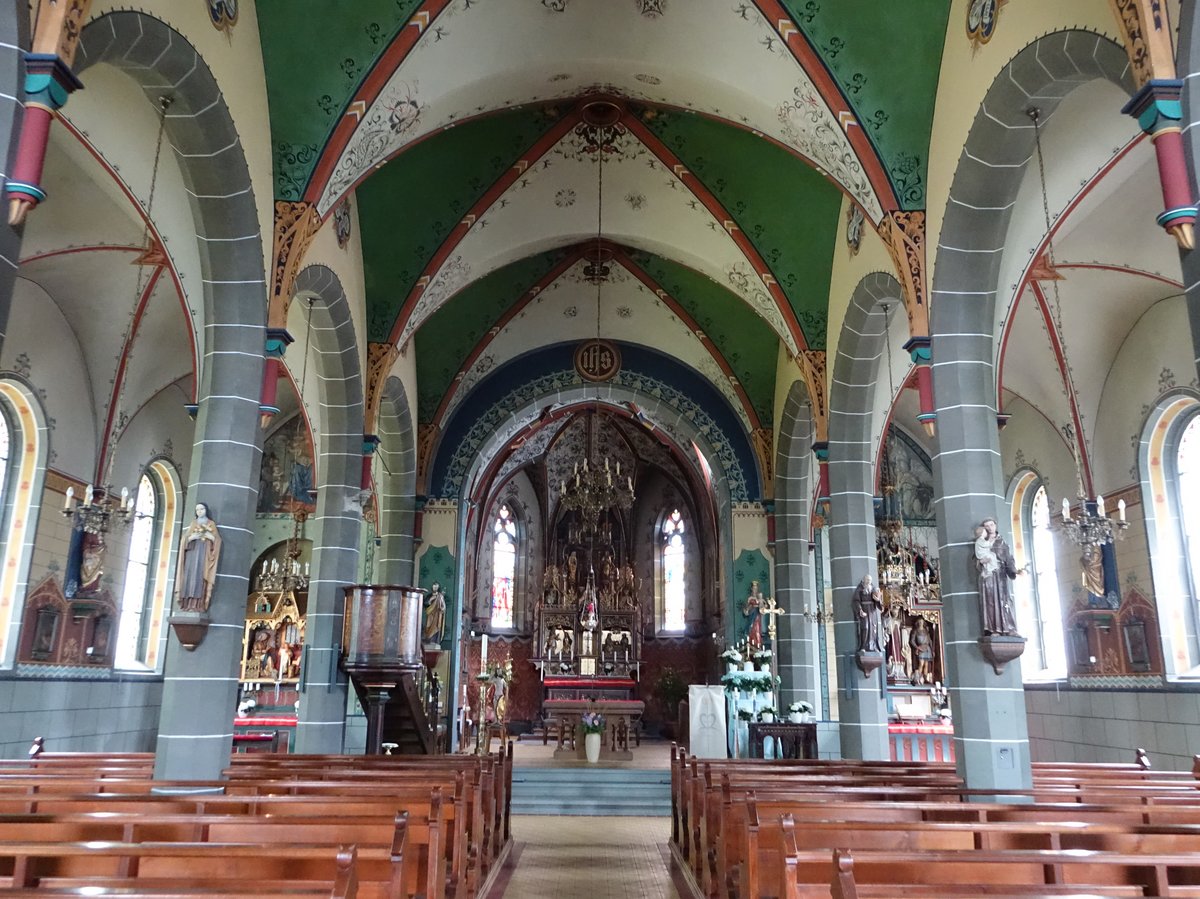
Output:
761,595,786,644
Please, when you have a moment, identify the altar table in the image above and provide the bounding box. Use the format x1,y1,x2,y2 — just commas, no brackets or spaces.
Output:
748,721,818,759
543,698,645,761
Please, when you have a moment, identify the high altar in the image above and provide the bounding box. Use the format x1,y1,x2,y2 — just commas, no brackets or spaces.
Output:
532,509,645,756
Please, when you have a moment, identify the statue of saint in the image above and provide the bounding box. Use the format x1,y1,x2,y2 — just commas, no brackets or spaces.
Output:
975,518,1020,636
911,617,935,684
853,574,883,653
885,602,911,680
423,582,447,645
1081,545,1105,598
743,581,764,650
176,503,221,612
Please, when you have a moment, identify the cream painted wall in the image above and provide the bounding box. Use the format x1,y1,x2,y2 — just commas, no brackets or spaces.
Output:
85,1,275,282
819,194,897,407
303,192,368,387
925,0,1121,285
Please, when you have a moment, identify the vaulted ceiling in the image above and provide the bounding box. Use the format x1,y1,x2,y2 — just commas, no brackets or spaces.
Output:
255,0,952,450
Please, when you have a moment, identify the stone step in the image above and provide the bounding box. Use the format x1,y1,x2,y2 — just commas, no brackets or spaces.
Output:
511,766,671,816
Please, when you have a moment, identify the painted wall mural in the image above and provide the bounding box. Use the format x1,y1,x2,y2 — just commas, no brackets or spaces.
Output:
258,414,317,516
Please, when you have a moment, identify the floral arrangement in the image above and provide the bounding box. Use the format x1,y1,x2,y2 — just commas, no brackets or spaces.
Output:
736,708,754,721
789,700,814,714
581,711,606,735
751,649,773,663
721,670,779,693
758,707,777,720
719,648,744,663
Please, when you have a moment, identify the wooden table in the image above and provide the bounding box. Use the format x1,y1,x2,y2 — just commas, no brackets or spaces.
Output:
748,721,818,759
542,699,645,761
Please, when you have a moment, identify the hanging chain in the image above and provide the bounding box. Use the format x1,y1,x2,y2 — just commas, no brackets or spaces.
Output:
1029,107,1084,478
102,95,173,486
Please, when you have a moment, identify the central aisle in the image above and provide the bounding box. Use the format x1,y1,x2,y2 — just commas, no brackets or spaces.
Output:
496,816,681,898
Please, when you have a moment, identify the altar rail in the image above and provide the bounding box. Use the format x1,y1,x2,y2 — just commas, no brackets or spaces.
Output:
889,721,954,762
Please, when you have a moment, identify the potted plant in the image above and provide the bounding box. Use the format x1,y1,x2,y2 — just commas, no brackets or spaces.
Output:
719,648,743,673
654,666,688,739
751,649,773,672
759,706,777,723
581,710,606,763
788,700,814,723
736,707,754,722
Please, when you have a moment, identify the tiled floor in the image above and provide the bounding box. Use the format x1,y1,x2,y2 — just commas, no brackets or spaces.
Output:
496,816,681,898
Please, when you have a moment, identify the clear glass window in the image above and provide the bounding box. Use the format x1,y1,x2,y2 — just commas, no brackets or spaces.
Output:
1179,417,1200,608
116,474,157,667
1029,485,1066,678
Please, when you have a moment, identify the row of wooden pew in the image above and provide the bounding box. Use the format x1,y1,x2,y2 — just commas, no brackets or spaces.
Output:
670,746,1200,899
0,747,513,898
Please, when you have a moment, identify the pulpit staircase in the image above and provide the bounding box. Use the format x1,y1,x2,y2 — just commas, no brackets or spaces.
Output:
511,766,670,816
340,585,439,755
348,671,435,755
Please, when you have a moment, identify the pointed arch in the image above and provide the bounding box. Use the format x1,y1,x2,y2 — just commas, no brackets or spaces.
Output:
376,375,417,587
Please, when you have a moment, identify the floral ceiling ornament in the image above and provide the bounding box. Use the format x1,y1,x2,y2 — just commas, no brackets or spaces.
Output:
333,199,353,250
636,0,667,16
206,0,238,35
846,203,864,256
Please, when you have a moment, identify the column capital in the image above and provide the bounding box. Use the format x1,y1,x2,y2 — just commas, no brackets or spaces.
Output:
264,328,294,358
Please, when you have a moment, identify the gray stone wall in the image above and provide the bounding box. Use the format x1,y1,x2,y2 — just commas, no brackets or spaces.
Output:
0,676,162,759
1026,687,1200,772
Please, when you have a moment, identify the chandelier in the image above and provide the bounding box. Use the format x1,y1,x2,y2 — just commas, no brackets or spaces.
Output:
62,96,173,540
1057,424,1128,548
255,510,310,594
559,452,634,535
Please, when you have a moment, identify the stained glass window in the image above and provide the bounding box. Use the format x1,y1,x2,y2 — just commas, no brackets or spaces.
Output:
491,504,516,629
662,509,686,632
116,474,157,668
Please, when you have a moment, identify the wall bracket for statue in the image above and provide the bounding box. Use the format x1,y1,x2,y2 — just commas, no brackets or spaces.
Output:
978,633,1026,675
855,649,884,679
168,611,210,651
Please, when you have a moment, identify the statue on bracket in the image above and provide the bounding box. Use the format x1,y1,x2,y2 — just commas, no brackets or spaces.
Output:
423,582,447,646
176,503,221,612
743,580,764,651
974,518,1027,674
853,574,885,678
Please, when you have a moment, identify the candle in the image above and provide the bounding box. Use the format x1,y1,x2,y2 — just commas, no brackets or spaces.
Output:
481,634,488,669
305,562,310,576
1097,495,1106,516
1118,499,1126,522
121,487,129,506
615,461,621,475
1062,497,1070,520
605,457,610,472
64,486,74,510
606,471,611,486
83,485,93,508
261,560,267,575
627,476,633,492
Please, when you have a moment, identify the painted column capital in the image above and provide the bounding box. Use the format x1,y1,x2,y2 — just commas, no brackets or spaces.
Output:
264,327,294,358
1121,79,1197,248
903,335,936,436
7,54,84,223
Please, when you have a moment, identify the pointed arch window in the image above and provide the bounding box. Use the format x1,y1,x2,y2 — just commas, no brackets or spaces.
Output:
662,509,686,632
116,473,158,668
1142,397,1200,676
491,504,516,629
1010,473,1066,679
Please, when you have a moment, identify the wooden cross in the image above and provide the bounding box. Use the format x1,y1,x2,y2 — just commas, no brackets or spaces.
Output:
760,595,786,643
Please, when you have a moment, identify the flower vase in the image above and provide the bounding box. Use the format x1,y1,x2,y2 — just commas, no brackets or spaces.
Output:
726,661,737,675
742,660,755,672
759,663,771,675
761,712,775,723
788,712,802,724
585,731,601,764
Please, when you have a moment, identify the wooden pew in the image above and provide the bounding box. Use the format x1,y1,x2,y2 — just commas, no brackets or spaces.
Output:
0,841,359,896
